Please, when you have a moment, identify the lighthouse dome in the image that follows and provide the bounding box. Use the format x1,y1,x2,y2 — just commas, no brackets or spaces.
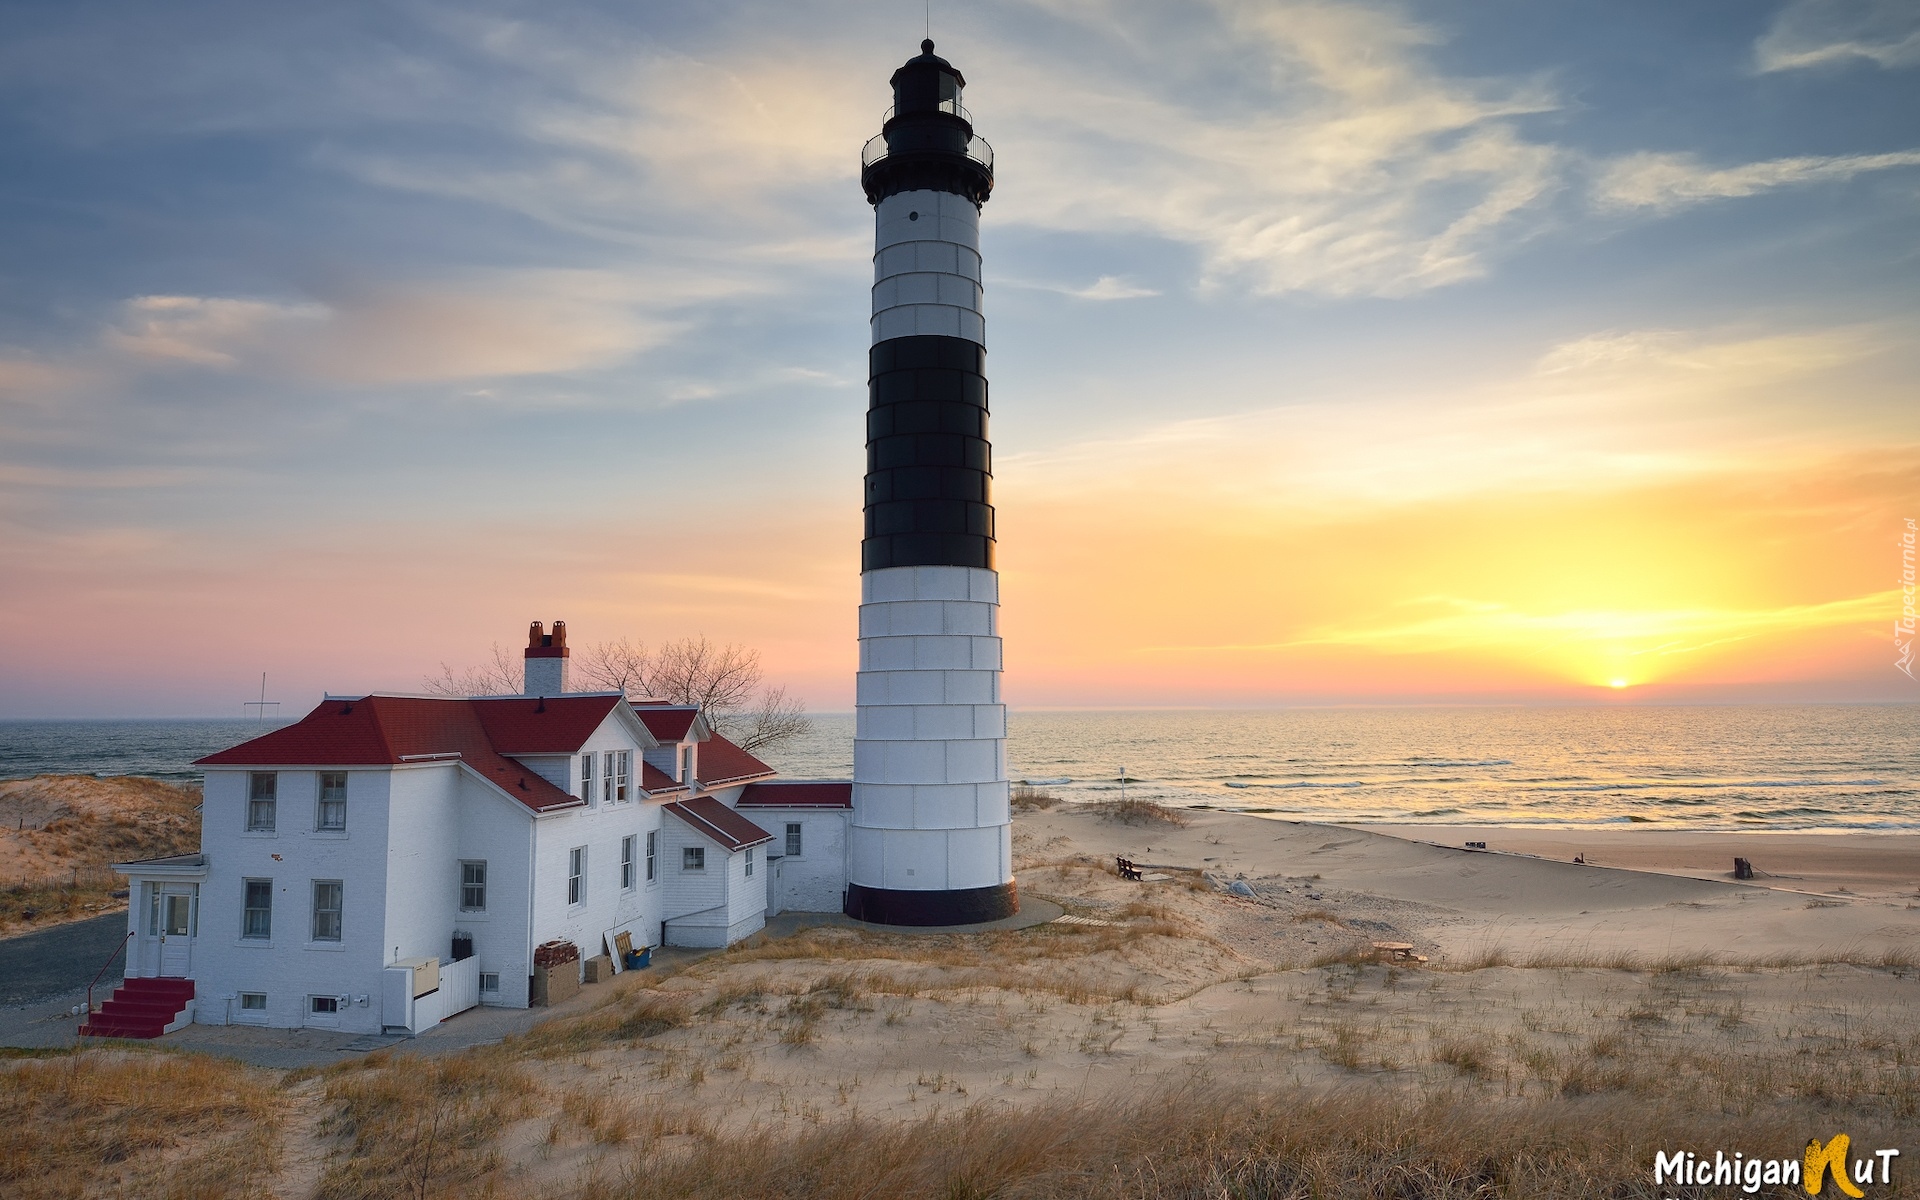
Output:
890,39,966,115
863,40,992,206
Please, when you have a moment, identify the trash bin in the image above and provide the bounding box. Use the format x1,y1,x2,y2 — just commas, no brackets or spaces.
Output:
624,946,652,970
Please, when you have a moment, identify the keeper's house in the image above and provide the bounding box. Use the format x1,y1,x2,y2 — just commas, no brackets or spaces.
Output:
99,623,851,1039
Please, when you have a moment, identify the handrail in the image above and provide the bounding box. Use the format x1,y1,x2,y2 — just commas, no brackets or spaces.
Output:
862,132,993,172
882,97,972,125
83,930,134,1023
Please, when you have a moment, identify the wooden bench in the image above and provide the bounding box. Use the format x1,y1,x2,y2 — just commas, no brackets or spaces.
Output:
1371,941,1428,964
1115,855,1144,882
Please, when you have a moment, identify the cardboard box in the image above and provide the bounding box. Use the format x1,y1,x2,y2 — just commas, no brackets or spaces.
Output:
583,954,614,984
530,960,581,1007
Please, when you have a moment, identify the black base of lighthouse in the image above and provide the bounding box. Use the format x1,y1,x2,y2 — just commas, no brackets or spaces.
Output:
844,881,1018,926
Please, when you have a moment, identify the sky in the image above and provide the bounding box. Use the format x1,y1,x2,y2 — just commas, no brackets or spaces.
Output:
1,0,1917,717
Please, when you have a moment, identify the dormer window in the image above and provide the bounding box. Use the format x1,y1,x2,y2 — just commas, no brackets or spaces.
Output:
606,750,630,802
680,745,694,786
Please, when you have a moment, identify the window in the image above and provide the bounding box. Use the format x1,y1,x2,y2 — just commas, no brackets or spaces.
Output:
580,753,594,802
745,846,754,878
785,822,803,858
612,751,630,802
479,973,500,994
645,831,657,882
317,772,347,831
247,773,277,832
309,995,339,1015
680,745,694,785
460,861,487,911
682,845,705,871
568,846,586,905
621,835,636,890
311,880,343,942
242,879,272,939
239,992,267,1011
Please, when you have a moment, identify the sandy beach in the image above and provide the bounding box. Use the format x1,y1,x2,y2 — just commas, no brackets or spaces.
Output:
1013,805,1920,964
9,800,1918,1197
1361,822,1920,900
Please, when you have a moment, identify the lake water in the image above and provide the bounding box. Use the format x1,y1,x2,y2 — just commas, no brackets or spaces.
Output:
772,705,1920,833
4,705,1914,832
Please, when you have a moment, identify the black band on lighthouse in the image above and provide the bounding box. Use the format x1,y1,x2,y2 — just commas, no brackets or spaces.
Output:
862,334,995,572
845,880,1018,926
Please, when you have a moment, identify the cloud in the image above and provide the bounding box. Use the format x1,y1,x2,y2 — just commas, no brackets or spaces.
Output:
105,295,329,367
1270,591,1893,659
985,0,1564,297
1009,275,1161,300
1593,149,1920,212
1756,0,1920,71
0,356,98,404
307,2,1566,301
0,463,207,489
97,271,697,386
1002,324,1902,515
1066,276,1160,301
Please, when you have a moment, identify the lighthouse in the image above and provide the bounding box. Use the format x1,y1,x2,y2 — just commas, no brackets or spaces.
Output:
846,40,1014,925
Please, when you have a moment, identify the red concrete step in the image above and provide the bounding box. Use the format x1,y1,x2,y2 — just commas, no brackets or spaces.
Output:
78,1019,164,1039
80,978,194,1040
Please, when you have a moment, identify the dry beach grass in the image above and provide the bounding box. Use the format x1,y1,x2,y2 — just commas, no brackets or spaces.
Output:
3,803,1917,1197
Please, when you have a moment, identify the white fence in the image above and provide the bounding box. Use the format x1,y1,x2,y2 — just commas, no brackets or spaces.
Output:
438,955,480,1020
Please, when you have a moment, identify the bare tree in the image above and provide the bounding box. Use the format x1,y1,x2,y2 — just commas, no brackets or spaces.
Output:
422,644,520,696
572,637,651,699
645,636,761,719
727,683,814,754
435,632,813,754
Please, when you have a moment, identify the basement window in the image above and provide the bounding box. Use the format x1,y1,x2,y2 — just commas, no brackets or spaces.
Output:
309,995,339,1015
479,973,500,994
239,993,266,1011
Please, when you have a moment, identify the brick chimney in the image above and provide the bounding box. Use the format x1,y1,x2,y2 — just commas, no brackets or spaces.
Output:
524,620,569,695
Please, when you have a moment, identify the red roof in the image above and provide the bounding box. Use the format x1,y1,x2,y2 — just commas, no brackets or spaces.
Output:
736,781,852,809
470,694,630,753
632,704,701,742
697,735,776,788
640,762,688,796
663,796,773,851
191,695,624,813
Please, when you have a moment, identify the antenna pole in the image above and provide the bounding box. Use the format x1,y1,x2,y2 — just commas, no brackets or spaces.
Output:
243,672,281,725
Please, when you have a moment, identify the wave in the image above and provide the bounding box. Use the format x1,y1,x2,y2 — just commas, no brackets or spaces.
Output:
1399,758,1513,768
1223,779,1370,790
1526,778,1884,794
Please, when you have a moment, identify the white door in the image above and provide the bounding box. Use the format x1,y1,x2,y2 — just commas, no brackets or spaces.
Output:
158,885,196,977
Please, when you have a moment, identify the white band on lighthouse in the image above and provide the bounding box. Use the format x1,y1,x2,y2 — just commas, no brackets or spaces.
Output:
872,190,985,345
851,565,1009,892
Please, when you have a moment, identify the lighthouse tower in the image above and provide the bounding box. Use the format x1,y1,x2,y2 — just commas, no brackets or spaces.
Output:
846,41,1014,925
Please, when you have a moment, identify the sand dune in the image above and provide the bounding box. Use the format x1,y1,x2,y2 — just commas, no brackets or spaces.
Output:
0,774,200,935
